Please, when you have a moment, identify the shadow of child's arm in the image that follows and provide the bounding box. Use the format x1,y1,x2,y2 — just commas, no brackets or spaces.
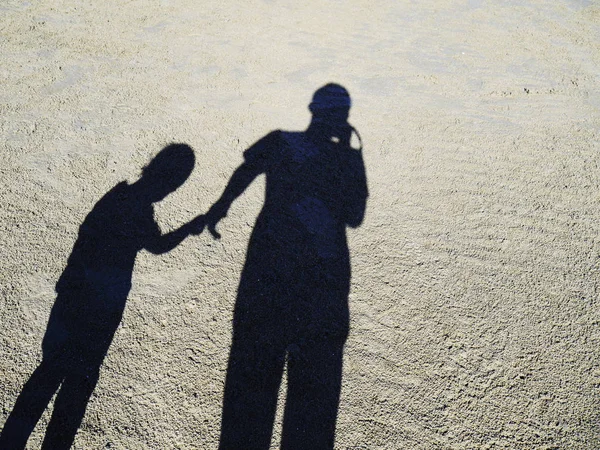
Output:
145,215,205,255
188,215,206,236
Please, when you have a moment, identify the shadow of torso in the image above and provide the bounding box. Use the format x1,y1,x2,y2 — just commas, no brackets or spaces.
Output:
236,130,356,342
44,181,159,365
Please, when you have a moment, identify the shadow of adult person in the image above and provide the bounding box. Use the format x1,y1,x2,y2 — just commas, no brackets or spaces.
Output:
204,84,368,450
0,144,204,450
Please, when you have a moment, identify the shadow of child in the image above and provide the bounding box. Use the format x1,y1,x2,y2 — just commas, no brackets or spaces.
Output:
0,143,205,450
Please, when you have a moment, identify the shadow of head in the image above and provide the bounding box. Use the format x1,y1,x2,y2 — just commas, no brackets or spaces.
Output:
139,143,196,202
309,83,351,128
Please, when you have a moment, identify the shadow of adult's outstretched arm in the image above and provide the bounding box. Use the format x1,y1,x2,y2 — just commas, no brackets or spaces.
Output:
204,135,273,238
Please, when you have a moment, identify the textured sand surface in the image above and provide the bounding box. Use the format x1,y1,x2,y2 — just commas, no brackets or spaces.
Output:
1,1,600,448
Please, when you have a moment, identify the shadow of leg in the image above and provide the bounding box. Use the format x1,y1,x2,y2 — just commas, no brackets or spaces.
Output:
219,333,286,450
0,360,64,450
41,366,99,450
280,337,345,450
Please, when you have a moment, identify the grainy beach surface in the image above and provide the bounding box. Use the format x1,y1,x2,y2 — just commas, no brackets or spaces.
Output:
1,1,599,448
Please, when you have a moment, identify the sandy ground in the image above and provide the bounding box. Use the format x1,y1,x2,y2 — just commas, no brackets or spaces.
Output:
1,0,600,448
